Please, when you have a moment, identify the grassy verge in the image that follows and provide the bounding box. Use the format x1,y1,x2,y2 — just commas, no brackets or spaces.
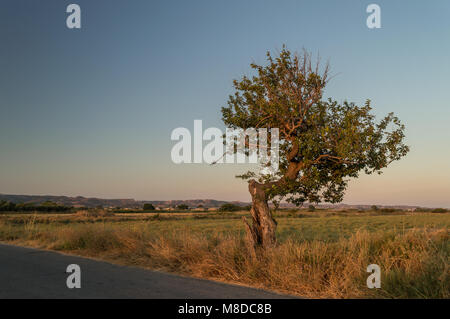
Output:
0,212,448,298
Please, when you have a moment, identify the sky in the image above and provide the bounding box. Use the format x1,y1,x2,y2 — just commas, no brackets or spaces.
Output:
0,0,449,207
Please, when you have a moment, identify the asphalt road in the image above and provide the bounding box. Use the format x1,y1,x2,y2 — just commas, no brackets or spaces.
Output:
0,243,292,299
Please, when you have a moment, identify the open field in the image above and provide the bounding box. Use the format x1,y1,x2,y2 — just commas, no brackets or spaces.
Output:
0,210,448,298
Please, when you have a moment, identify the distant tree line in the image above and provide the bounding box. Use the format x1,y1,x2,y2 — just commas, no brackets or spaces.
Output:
371,205,448,213
218,203,251,212
414,207,448,213
143,203,155,211
0,200,72,213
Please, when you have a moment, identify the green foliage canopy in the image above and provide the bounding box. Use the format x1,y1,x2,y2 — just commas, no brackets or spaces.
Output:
218,203,242,212
143,203,155,211
221,47,409,206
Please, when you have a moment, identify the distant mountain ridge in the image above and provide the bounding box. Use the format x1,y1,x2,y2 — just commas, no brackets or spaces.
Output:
0,194,249,209
0,193,424,210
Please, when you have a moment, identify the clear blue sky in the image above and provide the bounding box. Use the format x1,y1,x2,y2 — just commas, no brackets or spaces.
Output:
1,0,449,207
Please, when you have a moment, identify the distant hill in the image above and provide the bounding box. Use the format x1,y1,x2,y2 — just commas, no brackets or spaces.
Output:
0,194,139,208
142,199,249,209
0,193,423,210
0,194,249,209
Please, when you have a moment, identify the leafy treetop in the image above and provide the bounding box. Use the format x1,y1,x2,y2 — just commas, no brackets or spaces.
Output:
221,46,409,206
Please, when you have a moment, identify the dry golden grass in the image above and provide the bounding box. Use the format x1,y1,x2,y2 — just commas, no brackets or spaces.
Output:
0,212,448,298
122,228,448,298
75,209,115,218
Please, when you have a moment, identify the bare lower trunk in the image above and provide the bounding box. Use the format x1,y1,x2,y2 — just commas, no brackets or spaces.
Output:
242,180,277,250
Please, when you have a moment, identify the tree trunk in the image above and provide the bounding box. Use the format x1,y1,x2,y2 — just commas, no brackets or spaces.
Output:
242,180,277,250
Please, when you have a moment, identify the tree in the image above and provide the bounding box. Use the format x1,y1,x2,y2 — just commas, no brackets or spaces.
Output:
218,203,241,212
41,201,58,207
177,204,189,210
221,46,409,249
143,203,155,211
